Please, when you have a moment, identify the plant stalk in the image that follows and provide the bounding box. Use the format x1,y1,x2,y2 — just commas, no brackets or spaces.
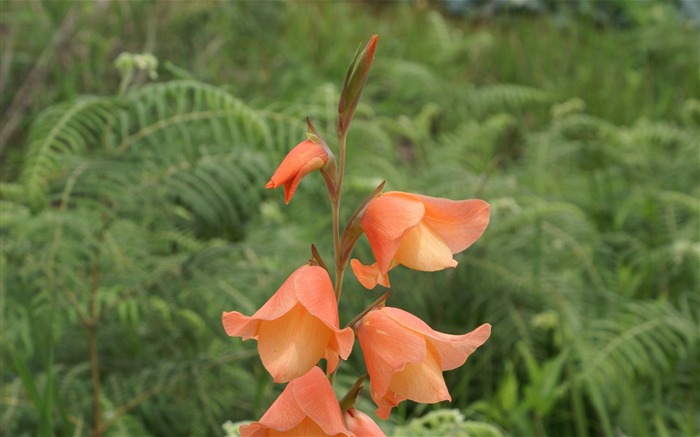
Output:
333,132,348,303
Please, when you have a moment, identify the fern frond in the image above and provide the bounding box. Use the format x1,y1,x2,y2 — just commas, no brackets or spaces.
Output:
115,80,273,156
580,300,696,385
466,84,550,118
21,97,114,211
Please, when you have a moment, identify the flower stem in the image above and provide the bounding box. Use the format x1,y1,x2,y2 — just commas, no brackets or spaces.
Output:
333,132,348,304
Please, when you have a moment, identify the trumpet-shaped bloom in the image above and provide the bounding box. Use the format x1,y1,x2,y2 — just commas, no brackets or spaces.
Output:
344,408,386,436
222,265,354,383
266,139,329,204
241,366,353,437
351,192,490,289
356,306,491,419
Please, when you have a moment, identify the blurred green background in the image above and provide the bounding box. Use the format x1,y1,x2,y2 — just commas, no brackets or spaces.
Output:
1,1,698,436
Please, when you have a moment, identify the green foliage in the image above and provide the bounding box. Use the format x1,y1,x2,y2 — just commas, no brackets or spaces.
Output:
391,409,505,437
2,76,308,435
2,2,698,436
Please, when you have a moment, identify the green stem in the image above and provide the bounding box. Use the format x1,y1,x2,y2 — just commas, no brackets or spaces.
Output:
333,132,348,303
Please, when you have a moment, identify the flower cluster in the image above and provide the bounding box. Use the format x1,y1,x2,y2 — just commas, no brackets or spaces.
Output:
221,35,491,436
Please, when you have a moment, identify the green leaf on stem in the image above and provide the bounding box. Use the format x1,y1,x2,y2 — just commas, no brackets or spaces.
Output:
339,374,367,412
310,244,329,272
339,181,385,267
345,291,391,330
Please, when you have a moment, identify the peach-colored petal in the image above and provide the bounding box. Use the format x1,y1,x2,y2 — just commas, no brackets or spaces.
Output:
373,344,449,419
356,192,490,285
357,307,491,419
374,390,403,420
325,326,355,374
291,265,355,374
387,342,450,403
294,266,339,326
393,222,457,271
221,265,314,339
356,309,426,405
257,304,333,382
344,408,387,436
350,259,391,289
239,422,268,437
292,368,352,435
265,418,334,436
221,310,258,339
428,323,491,370
222,265,353,383
414,196,491,254
383,307,491,370
241,270,301,322
245,378,307,433
266,140,328,204
244,367,352,436
280,156,325,204
360,192,425,273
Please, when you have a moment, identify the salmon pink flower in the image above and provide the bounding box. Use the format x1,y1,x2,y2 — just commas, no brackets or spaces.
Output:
356,306,491,419
222,265,354,383
344,408,386,436
266,139,330,204
240,366,353,437
351,192,490,289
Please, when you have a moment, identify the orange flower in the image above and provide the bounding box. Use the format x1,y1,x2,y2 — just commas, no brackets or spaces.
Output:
241,366,352,437
222,265,354,383
344,408,386,436
356,306,491,419
351,192,490,289
266,139,329,204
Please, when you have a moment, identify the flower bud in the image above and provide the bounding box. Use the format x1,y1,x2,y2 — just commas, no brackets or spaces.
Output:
266,139,330,204
338,34,378,136
344,408,386,436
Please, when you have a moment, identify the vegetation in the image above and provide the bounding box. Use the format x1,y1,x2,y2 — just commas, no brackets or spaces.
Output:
1,1,698,436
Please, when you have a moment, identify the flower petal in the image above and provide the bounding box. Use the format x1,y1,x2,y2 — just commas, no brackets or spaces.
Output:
357,309,426,406
387,342,450,404
383,307,491,370
264,418,333,436
374,390,403,420
291,265,354,373
294,266,339,326
245,367,351,436
222,310,259,339
345,408,387,436
414,196,490,254
281,156,325,204
247,376,308,433
266,140,328,204
361,192,425,273
325,326,355,374
350,259,391,289
292,367,352,436
393,222,457,271
257,304,333,382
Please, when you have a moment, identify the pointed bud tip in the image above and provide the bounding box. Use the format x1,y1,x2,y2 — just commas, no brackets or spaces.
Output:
366,34,378,64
